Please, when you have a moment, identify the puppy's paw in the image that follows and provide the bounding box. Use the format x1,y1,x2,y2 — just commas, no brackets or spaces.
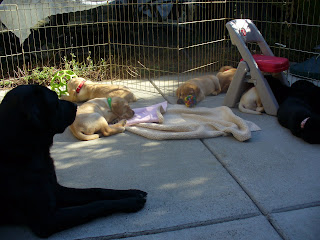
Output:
256,107,264,113
118,119,127,126
177,99,184,104
211,90,220,96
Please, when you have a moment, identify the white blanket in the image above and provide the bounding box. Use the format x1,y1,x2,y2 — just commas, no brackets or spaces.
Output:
126,103,261,141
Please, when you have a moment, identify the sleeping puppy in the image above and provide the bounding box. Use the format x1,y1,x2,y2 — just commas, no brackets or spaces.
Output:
216,66,237,93
238,86,264,114
238,76,290,115
70,97,135,141
176,74,220,104
60,77,137,103
277,80,320,144
0,85,147,238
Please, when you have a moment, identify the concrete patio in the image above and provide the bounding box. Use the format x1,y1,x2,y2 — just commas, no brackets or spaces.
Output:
0,79,319,240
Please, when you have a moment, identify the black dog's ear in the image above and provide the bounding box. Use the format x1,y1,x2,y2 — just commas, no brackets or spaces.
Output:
21,101,43,129
28,106,42,127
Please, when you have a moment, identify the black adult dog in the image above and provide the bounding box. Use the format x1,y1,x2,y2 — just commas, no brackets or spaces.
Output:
0,85,147,238
277,80,320,144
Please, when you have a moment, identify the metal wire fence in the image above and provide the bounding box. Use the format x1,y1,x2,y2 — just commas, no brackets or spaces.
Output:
0,0,319,95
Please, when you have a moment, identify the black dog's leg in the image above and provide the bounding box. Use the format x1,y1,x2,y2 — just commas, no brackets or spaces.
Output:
29,197,146,238
56,184,147,208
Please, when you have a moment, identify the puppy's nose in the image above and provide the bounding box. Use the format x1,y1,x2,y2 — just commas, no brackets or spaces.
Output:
177,99,184,104
132,110,135,115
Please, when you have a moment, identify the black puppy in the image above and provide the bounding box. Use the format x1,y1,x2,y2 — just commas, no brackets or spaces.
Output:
0,85,147,238
277,80,320,144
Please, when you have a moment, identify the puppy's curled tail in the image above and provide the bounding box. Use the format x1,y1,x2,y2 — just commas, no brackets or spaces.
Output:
238,102,263,115
69,125,100,141
131,94,137,102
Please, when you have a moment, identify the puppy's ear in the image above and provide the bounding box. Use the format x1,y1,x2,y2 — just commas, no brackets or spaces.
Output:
176,86,181,97
111,101,123,116
111,101,118,111
192,85,200,97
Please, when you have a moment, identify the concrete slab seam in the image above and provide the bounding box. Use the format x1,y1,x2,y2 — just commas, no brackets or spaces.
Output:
268,216,291,240
270,201,320,214
200,139,286,240
267,203,320,240
268,204,320,240
76,212,260,240
200,139,269,214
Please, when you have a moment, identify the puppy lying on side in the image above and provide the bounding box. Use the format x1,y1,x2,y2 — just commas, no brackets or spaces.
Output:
238,86,264,115
277,80,320,144
216,66,237,93
176,66,237,105
61,77,137,103
70,97,135,141
238,76,290,115
176,75,221,105
0,85,146,238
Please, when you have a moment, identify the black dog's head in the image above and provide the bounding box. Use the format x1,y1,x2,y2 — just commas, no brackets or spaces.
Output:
0,85,77,137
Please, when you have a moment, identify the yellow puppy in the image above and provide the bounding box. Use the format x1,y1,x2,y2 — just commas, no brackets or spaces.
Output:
70,97,135,141
216,66,237,94
238,87,264,115
61,77,137,103
176,75,221,104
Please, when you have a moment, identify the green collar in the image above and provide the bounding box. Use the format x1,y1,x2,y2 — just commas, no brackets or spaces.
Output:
107,97,112,111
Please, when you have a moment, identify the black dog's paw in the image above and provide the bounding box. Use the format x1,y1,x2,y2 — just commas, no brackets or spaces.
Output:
122,197,147,213
127,189,148,199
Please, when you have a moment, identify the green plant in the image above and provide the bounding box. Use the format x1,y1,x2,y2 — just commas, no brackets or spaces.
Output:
63,52,95,77
0,80,14,87
22,66,57,85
